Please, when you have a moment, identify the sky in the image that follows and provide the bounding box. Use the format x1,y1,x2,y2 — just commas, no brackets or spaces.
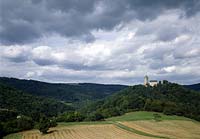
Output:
0,0,200,85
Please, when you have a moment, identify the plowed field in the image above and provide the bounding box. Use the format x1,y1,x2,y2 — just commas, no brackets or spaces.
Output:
22,124,154,139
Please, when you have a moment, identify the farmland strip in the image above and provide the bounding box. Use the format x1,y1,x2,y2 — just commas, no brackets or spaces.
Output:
114,122,169,139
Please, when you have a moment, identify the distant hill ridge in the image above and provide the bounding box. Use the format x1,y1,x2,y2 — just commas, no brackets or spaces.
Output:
0,83,73,118
184,83,200,91
0,77,128,102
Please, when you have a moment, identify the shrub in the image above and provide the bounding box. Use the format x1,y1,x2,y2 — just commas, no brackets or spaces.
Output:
153,113,162,122
38,116,51,134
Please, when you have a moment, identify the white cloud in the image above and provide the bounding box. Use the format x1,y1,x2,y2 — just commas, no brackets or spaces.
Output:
26,71,35,78
162,66,176,73
0,45,31,62
0,9,200,84
174,35,191,44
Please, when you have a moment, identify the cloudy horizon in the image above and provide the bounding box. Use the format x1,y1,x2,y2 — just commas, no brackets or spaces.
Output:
0,0,200,85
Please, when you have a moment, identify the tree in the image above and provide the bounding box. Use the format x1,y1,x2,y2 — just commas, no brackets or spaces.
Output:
38,116,51,134
17,116,33,130
49,118,57,127
86,112,104,121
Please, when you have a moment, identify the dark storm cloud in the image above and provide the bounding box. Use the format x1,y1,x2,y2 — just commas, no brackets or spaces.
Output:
127,0,200,18
0,0,200,45
45,0,96,13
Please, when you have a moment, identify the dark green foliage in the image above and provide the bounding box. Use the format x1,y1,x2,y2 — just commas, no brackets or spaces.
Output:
82,83,200,121
85,112,104,121
0,77,127,102
38,116,51,134
144,99,164,112
153,113,162,122
0,83,72,137
49,119,57,128
0,109,31,137
0,109,18,122
163,101,181,115
0,122,4,138
56,111,85,122
38,116,57,134
1,115,34,135
16,116,34,131
0,83,73,119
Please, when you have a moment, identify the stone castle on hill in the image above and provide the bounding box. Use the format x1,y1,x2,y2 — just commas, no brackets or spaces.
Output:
144,75,167,87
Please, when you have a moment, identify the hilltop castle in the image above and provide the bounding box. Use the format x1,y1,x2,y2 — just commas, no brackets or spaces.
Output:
144,75,166,87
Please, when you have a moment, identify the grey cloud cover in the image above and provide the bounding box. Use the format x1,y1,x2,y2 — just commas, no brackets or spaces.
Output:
1,0,200,44
0,0,200,85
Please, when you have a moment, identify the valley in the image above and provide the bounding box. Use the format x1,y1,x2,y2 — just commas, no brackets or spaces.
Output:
1,78,200,139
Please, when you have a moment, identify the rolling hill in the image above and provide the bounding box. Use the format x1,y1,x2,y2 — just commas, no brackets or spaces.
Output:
184,83,200,91
0,83,74,137
0,77,127,102
0,83,73,118
82,82,200,121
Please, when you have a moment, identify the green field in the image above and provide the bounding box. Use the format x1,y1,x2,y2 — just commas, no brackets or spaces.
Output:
107,111,191,121
3,133,22,139
57,111,191,127
58,120,111,127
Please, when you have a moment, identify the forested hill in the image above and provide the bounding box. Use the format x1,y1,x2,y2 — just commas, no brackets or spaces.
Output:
0,83,73,119
184,83,200,91
0,77,127,102
82,82,200,121
0,83,75,137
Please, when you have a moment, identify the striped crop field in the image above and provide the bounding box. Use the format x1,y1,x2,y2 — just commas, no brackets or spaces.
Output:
21,124,154,139
121,120,200,139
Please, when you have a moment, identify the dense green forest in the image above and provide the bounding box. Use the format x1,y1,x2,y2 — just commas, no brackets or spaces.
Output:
80,82,200,121
0,83,72,137
0,84,73,118
0,77,127,102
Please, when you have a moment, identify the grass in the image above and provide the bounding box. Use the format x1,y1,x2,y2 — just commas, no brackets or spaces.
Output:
107,111,191,121
3,133,22,139
58,111,191,127
58,120,111,127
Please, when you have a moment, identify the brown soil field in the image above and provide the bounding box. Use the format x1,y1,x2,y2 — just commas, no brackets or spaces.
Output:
21,120,200,139
121,120,200,139
22,124,154,139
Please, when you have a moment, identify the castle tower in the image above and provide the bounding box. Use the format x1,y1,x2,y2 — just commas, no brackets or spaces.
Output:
144,75,149,87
